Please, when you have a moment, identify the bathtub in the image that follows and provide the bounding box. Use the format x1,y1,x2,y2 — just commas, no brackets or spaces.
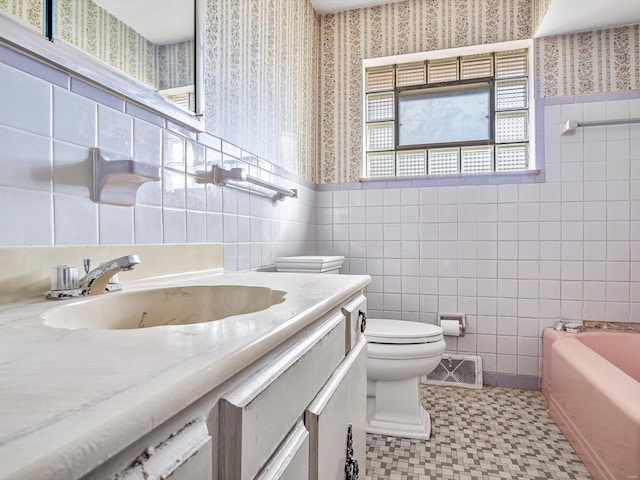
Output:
542,328,640,480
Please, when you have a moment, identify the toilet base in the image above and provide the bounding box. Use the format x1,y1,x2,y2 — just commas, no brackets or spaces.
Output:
366,377,432,440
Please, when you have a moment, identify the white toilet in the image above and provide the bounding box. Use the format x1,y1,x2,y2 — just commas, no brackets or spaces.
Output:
275,256,446,440
365,318,445,440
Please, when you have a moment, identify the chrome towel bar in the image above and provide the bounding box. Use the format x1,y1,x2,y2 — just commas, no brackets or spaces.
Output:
198,165,298,202
561,117,640,135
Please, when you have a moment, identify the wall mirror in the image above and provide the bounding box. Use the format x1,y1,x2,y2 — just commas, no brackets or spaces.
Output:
0,0,205,130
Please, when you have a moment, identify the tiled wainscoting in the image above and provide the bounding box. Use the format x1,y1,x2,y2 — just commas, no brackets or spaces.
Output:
318,91,640,386
0,46,317,271
2,35,639,388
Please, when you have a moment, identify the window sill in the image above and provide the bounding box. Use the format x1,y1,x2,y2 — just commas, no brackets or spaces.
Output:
358,169,542,187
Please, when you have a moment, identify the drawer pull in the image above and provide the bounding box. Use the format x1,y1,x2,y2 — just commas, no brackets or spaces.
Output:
345,424,359,480
358,310,367,333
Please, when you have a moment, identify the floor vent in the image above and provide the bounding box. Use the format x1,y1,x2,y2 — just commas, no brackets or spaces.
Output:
424,354,483,389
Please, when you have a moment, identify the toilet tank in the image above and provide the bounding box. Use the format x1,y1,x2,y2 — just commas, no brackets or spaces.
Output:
275,256,345,274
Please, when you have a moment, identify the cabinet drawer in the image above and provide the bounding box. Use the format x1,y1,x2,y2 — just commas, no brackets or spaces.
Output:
305,337,367,480
341,293,367,353
254,422,309,480
220,311,346,480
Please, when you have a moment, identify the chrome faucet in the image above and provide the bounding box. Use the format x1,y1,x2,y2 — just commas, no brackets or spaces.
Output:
46,255,140,299
79,255,140,296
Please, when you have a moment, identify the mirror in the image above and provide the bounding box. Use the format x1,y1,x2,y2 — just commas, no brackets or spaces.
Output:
54,0,197,114
0,0,204,130
0,1,44,33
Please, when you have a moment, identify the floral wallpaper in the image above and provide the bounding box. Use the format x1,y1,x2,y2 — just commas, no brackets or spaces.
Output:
157,40,195,90
317,0,531,184
55,0,157,88
205,0,319,183
317,0,640,184
532,0,553,32
535,25,640,97
0,0,42,31
6,0,637,186
54,0,193,93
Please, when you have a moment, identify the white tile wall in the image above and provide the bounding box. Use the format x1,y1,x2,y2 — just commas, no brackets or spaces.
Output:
318,95,640,381
3,45,638,384
0,60,316,271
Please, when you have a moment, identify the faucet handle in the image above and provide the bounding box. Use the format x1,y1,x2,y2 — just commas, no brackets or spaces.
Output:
83,258,91,274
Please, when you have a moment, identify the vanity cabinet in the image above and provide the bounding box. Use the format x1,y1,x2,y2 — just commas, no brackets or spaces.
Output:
254,422,309,480
305,337,367,480
115,420,212,480
219,311,346,479
341,294,367,353
218,292,368,480
85,288,368,480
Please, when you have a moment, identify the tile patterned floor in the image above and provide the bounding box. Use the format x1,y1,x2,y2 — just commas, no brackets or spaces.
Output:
366,385,592,480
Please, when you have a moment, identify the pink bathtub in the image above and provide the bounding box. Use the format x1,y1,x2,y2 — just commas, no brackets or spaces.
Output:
542,328,640,480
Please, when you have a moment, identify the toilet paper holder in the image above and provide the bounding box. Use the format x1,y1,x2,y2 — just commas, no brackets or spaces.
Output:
438,313,466,337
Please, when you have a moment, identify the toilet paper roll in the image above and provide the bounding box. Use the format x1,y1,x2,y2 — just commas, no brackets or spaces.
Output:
441,319,461,336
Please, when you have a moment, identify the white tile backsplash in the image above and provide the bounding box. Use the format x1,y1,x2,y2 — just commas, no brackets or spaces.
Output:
0,126,51,192
99,204,134,245
0,187,53,245
134,206,163,244
53,87,96,147
186,211,207,243
54,194,98,245
97,105,132,155
0,63,51,136
52,141,92,198
133,119,162,166
0,53,315,272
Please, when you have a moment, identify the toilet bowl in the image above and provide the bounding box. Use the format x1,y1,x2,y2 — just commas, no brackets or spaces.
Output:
365,318,445,440
274,256,445,439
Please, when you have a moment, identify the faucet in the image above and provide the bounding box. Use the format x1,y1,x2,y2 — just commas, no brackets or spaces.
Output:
79,255,140,296
46,255,140,299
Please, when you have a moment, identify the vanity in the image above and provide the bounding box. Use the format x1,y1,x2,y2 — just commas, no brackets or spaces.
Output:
0,245,370,480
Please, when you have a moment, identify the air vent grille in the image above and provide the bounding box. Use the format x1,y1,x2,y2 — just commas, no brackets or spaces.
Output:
425,353,483,389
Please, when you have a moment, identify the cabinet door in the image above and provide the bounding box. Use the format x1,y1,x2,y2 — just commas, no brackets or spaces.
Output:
305,337,367,480
341,294,367,353
254,422,309,480
118,420,212,480
220,312,346,480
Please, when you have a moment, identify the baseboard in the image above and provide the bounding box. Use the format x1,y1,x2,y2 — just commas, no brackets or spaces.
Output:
482,373,541,390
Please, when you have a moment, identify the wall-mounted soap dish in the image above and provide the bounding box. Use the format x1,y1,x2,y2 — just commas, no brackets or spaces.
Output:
91,148,161,206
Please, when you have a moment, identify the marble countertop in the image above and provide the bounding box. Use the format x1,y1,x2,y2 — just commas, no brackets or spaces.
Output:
0,270,370,480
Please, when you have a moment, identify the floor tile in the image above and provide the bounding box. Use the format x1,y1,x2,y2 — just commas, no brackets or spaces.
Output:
366,385,592,480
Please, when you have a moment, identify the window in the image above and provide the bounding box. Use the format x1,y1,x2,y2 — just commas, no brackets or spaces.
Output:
364,47,530,177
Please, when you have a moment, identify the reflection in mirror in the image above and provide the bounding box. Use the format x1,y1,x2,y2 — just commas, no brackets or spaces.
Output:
0,0,43,32
54,0,195,113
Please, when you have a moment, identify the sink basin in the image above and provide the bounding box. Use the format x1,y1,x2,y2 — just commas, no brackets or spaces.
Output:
42,285,287,330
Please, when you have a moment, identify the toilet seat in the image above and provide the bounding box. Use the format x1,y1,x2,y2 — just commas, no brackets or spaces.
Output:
365,319,443,344
367,341,445,360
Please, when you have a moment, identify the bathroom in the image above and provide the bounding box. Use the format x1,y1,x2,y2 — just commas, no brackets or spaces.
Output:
0,0,639,479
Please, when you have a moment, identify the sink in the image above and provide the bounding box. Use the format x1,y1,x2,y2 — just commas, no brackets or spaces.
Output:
42,285,287,330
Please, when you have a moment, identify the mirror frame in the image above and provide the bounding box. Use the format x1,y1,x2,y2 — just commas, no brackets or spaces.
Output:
0,0,205,131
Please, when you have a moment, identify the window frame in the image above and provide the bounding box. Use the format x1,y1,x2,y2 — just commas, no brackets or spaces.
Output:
394,76,496,151
362,39,536,180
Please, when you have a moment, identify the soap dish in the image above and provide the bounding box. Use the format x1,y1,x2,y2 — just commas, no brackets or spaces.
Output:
91,148,160,207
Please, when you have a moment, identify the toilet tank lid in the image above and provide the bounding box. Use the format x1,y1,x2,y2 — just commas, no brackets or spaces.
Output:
365,319,443,344
276,255,345,265
275,256,345,272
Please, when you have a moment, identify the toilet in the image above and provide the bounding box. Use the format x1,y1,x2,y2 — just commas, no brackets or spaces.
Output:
275,255,446,440
365,318,445,440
